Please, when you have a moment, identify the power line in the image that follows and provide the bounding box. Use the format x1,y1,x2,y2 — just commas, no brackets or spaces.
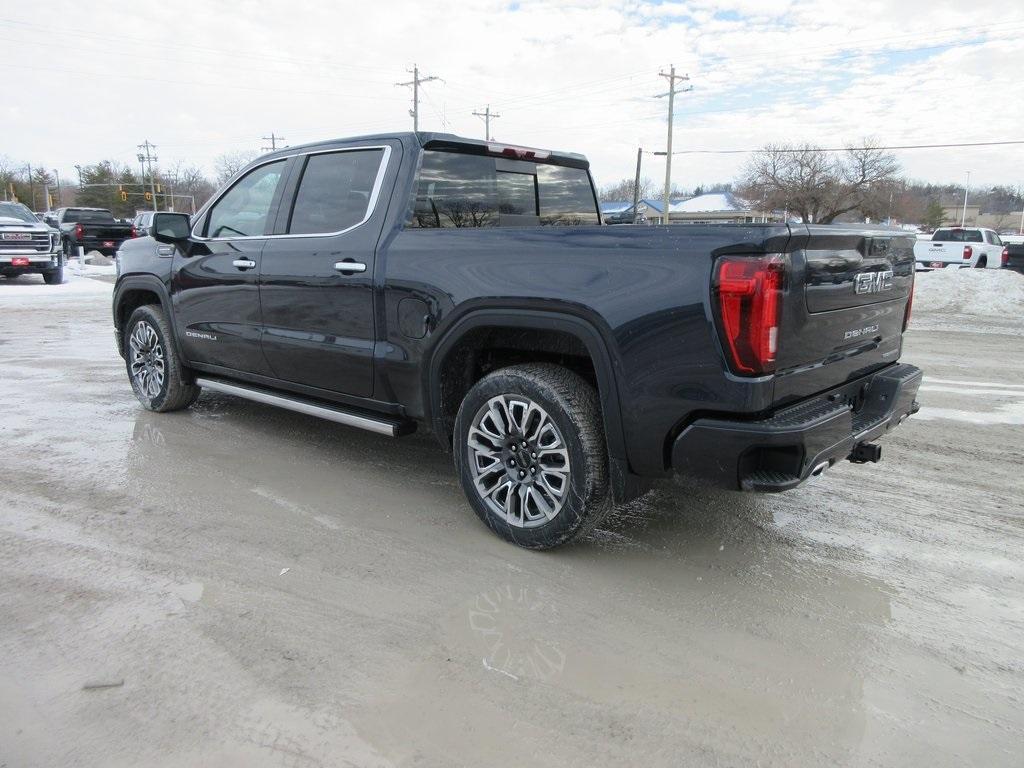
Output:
668,140,1024,155
395,64,442,132
472,105,501,141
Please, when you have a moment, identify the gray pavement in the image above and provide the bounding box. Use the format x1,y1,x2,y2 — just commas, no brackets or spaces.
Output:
1,271,1022,767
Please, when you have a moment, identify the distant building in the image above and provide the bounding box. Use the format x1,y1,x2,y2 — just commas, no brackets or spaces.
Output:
601,193,781,225
940,204,981,226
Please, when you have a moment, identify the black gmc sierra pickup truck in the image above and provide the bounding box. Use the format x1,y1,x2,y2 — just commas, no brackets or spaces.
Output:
112,132,922,548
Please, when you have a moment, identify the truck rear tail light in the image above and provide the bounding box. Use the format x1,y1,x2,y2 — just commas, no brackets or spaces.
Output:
130,225,138,238
74,223,84,241
713,255,785,376
962,245,972,260
1002,247,1009,267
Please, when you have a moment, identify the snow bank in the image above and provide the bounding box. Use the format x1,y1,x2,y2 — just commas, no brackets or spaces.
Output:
0,269,112,302
912,269,1024,318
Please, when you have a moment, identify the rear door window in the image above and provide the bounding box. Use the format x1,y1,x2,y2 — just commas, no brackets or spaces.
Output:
287,149,386,235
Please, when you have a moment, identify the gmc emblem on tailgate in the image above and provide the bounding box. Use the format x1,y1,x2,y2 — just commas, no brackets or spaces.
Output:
854,270,894,295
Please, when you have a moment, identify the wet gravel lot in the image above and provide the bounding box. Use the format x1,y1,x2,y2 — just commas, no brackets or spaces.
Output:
1,271,1022,767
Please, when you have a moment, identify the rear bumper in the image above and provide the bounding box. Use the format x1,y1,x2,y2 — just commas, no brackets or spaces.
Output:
671,363,923,492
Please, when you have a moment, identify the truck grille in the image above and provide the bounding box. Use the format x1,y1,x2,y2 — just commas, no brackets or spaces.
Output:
0,232,51,252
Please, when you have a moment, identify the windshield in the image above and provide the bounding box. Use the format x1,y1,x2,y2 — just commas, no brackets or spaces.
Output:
0,201,39,223
62,209,116,223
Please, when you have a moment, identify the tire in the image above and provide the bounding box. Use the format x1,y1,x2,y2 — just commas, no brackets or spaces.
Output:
43,266,64,285
63,238,75,261
123,304,200,412
454,363,611,549
976,256,987,269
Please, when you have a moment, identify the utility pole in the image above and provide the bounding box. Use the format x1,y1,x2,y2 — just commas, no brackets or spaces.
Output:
138,140,158,212
261,132,285,151
632,148,643,224
396,64,441,132
961,170,971,226
655,66,692,225
472,105,501,141
53,169,62,208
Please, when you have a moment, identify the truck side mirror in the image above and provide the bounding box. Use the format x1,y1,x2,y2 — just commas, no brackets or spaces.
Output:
151,212,191,243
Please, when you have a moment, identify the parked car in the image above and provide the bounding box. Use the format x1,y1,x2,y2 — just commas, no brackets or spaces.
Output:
131,211,155,236
0,201,65,284
112,132,922,549
913,227,1006,269
1001,234,1024,273
52,207,135,258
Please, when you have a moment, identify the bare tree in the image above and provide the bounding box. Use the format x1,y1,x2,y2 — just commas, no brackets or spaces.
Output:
213,150,259,185
738,140,900,223
599,177,657,202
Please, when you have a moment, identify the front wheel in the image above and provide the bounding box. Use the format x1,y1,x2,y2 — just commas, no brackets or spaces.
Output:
454,363,611,549
976,256,988,269
124,304,200,412
43,266,64,285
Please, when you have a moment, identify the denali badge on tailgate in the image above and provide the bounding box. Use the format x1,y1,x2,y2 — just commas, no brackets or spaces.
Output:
854,270,894,295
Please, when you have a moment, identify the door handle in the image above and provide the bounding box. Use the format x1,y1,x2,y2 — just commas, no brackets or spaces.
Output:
334,260,367,274
232,258,256,270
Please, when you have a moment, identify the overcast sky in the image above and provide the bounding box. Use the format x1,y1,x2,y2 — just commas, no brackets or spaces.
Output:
3,0,1023,193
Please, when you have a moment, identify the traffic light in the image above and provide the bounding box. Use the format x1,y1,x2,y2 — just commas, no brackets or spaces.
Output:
120,191,128,202
144,191,152,201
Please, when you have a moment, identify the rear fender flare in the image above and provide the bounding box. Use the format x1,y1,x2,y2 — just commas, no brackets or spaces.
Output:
424,309,627,466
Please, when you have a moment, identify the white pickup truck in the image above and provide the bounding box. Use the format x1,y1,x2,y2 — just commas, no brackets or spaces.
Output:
914,227,1007,270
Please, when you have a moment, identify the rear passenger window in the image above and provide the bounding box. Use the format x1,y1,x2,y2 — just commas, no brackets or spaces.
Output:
288,149,386,235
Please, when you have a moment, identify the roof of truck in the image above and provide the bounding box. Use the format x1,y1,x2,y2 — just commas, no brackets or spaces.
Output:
262,131,589,168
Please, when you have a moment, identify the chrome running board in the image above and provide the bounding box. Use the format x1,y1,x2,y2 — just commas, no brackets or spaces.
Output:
195,377,409,437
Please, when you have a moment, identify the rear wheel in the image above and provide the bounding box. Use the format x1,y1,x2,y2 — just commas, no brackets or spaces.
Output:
124,304,200,412
454,364,610,549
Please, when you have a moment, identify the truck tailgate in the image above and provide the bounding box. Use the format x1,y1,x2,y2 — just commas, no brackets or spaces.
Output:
915,240,961,264
772,225,915,406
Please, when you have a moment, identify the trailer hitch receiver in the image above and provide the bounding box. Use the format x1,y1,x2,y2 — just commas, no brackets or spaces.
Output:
848,442,882,464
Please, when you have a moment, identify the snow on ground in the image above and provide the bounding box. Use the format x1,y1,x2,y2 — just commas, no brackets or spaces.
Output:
0,266,112,302
912,268,1024,318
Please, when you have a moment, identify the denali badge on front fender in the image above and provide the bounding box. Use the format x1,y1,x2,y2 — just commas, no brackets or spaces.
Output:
854,270,894,295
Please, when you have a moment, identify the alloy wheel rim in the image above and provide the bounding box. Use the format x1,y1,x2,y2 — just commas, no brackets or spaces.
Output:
467,394,571,528
129,321,165,399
